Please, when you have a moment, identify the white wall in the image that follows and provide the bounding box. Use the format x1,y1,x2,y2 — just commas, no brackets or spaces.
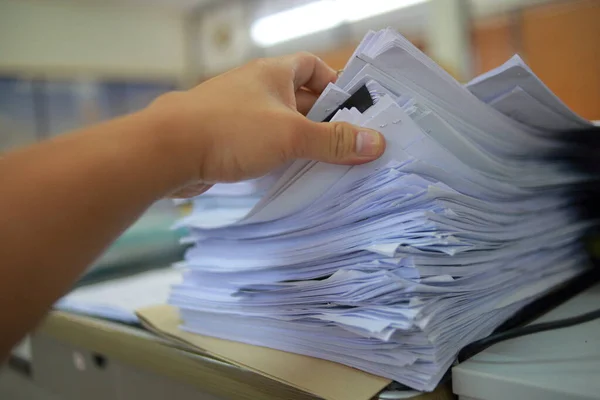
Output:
0,0,187,81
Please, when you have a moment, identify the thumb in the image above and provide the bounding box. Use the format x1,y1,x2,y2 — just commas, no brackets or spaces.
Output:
295,121,385,164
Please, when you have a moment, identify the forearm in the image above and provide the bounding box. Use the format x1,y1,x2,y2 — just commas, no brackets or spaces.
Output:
0,108,191,357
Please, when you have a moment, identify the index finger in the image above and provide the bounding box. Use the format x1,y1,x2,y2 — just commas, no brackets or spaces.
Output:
282,52,337,94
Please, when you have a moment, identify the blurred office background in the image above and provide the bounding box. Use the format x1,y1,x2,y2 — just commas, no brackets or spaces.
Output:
0,0,598,277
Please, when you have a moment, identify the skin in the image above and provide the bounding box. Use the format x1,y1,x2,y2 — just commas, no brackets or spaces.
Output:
0,52,385,359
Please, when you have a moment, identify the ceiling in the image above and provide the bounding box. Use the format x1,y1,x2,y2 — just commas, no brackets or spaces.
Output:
8,0,218,11
122,0,216,9
117,0,556,17
13,0,557,16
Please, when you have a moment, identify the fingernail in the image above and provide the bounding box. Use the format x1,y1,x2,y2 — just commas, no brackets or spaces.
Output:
356,130,383,157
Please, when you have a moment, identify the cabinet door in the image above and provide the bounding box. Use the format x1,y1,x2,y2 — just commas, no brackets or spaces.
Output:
472,15,514,76
522,0,600,120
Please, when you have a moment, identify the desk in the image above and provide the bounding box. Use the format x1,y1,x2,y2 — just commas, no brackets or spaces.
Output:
452,282,600,400
20,311,453,400
30,311,320,400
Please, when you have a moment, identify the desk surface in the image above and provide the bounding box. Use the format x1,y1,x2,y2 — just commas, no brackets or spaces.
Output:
35,311,454,400
452,282,600,400
37,311,320,400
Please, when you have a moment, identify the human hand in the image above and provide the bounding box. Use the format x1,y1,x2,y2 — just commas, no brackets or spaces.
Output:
147,52,385,197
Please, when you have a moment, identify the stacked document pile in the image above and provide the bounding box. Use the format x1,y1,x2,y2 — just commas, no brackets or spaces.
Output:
170,29,593,391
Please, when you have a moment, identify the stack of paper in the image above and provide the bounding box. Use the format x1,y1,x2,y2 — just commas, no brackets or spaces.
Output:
56,268,181,324
169,29,593,391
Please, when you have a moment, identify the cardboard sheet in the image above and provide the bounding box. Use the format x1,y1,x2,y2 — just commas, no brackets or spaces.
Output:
136,305,391,400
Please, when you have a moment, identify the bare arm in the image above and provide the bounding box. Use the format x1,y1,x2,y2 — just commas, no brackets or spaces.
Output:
0,53,384,358
0,111,192,354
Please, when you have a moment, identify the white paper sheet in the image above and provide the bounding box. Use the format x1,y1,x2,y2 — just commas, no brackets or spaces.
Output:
170,28,592,392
